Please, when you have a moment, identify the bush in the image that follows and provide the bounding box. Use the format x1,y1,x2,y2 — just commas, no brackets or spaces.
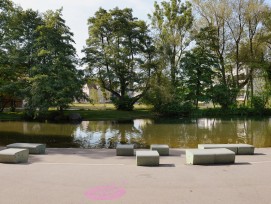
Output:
158,101,193,117
211,84,238,109
111,95,134,111
251,96,266,111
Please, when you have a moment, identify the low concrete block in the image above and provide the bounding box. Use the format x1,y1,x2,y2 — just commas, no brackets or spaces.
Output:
186,148,235,165
198,144,238,154
235,144,255,155
136,150,159,166
6,143,46,154
0,148,29,163
116,144,134,156
198,144,254,155
150,144,169,156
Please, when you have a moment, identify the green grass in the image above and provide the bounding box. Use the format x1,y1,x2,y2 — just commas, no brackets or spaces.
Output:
0,103,156,121
70,103,152,110
0,111,24,120
2,103,271,121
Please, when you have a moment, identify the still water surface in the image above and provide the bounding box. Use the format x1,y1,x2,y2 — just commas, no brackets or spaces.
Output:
0,118,271,148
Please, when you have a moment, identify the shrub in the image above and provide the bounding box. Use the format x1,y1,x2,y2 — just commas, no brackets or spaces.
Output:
251,96,266,111
111,95,134,111
158,100,193,117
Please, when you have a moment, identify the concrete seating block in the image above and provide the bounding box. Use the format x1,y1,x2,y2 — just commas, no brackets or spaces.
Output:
198,144,254,155
186,148,235,165
116,144,134,156
235,144,255,155
150,144,169,156
6,143,46,154
136,150,159,166
0,148,29,163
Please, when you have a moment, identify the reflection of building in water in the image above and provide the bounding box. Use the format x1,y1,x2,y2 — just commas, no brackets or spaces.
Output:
236,121,248,143
133,119,153,129
80,121,89,131
197,118,219,130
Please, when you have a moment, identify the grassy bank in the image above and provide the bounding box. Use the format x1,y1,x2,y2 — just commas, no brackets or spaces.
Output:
66,103,156,120
192,107,271,118
1,103,271,121
0,103,156,121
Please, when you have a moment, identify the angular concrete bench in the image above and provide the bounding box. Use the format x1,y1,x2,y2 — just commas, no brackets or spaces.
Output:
198,144,254,155
0,148,29,163
6,143,46,154
150,144,169,156
116,144,134,156
136,150,159,166
186,148,235,165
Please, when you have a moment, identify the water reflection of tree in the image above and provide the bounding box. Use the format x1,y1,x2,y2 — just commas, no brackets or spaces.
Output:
0,121,79,147
73,120,144,148
2,118,270,148
139,118,271,148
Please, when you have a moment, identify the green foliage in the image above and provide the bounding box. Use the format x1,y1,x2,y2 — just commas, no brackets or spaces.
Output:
111,95,134,111
0,4,86,117
158,100,193,117
83,7,155,111
181,46,218,107
0,2,34,111
149,0,193,86
22,9,86,118
210,84,238,109
251,96,266,111
145,0,194,114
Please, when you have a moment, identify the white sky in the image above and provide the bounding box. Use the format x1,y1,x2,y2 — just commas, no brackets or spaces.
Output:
11,0,164,59
11,0,271,59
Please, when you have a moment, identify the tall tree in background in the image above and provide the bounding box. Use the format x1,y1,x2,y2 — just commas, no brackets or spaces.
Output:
192,0,267,108
192,0,235,108
0,0,17,111
261,8,271,102
181,27,219,108
146,0,193,114
25,9,86,118
243,0,267,103
83,8,155,111
0,1,41,111
149,0,193,86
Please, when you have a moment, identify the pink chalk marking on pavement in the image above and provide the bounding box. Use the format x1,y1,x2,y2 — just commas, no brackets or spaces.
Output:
85,185,126,200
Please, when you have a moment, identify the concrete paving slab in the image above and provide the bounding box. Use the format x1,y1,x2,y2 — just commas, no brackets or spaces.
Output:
0,147,271,204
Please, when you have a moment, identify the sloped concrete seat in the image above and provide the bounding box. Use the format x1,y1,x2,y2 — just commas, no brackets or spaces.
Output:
0,148,29,163
7,143,46,154
116,144,134,156
198,144,254,155
186,148,235,165
136,150,159,166
150,144,169,156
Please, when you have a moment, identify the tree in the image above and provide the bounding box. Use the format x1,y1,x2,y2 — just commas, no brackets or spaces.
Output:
144,0,193,115
261,8,271,103
193,0,229,86
192,0,268,108
181,47,218,108
0,0,17,111
83,7,154,111
149,0,193,86
0,2,41,111
25,9,86,118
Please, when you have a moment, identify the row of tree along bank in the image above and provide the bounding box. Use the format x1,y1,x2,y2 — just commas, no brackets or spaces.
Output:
1,0,271,120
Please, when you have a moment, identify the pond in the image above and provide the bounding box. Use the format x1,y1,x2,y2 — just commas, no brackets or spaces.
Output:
0,118,271,148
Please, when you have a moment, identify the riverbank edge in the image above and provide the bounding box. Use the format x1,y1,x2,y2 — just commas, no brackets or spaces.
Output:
1,107,271,121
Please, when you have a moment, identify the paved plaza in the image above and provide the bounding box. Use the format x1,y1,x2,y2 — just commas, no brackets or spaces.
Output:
1,147,271,204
